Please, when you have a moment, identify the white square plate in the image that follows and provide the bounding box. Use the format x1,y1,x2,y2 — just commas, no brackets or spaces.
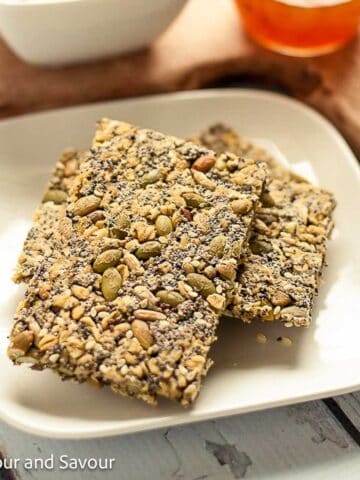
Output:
0,90,359,438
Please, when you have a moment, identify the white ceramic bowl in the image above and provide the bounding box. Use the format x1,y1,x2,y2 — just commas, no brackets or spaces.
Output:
0,0,187,66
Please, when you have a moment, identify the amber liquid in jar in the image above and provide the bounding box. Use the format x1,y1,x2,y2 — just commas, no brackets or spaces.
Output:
235,0,360,56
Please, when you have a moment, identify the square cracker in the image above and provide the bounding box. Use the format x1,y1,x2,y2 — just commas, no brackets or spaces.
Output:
9,120,265,405
193,124,336,327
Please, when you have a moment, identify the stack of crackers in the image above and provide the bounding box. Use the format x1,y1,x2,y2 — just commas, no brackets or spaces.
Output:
8,120,336,406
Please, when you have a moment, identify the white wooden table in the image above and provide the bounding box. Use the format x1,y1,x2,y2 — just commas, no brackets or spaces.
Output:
1,392,359,480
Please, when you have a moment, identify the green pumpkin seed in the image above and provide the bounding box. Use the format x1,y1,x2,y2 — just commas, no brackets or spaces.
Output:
182,192,205,208
110,213,131,239
101,268,122,301
42,189,67,204
93,249,122,273
186,273,216,297
139,169,163,187
156,290,185,307
155,215,173,236
250,240,272,255
73,195,101,216
135,241,162,260
208,235,227,257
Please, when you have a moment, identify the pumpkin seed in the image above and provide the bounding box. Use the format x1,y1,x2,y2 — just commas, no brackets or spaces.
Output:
156,290,185,307
250,240,272,254
135,241,162,260
204,266,216,279
208,235,227,257
110,213,130,239
101,268,122,301
186,273,216,297
93,249,122,273
42,189,67,204
73,195,101,216
139,169,163,187
155,215,173,236
182,192,205,208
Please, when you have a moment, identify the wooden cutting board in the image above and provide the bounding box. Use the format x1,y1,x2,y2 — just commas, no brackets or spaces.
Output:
0,0,359,156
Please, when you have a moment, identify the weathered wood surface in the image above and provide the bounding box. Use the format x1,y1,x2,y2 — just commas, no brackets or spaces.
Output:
0,0,359,155
334,392,360,431
0,395,359,480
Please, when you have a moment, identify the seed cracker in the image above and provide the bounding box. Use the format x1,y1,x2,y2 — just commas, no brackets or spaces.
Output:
13,149,85,283
9,120,265,405
193,124,336,327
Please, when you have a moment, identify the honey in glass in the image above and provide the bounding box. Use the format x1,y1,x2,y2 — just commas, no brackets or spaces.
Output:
235,0,360,56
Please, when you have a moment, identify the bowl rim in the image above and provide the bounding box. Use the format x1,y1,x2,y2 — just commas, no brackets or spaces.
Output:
0,0,185,8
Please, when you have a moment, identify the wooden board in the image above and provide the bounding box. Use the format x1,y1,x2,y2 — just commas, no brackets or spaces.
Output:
0,0,359,155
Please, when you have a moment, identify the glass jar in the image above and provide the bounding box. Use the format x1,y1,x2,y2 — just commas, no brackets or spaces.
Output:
235,0,360,56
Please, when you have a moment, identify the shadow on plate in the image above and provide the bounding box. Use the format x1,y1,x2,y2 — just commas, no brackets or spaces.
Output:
311,228,341,317
210,315,306,373
7,366,184,422
7,317,311,424
1,285,26,328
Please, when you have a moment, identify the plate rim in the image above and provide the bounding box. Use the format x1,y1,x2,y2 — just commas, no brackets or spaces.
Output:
0,376,359,439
